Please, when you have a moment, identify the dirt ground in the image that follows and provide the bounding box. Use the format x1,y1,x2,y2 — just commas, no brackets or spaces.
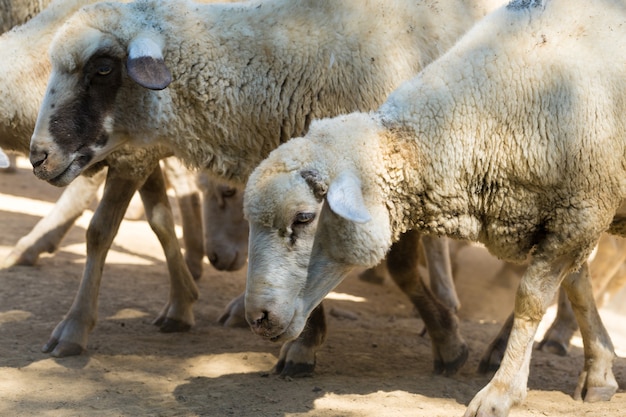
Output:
1,156,625,417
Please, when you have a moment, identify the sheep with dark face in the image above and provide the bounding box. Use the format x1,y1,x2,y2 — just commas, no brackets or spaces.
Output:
243,0,625,414
0,0,239,358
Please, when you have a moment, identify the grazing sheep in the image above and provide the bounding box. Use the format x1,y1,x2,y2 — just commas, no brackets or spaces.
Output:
243,0,624,414
28,0,507,374
0,0,206,357
197,171,248,271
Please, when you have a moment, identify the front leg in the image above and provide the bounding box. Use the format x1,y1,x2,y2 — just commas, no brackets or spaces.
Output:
3,169,106,268
274,302,327,377
42,169,142,357
161,157,204,280
139,164,199,332
387,230,468,376
218,294,328,377
464,256,570,417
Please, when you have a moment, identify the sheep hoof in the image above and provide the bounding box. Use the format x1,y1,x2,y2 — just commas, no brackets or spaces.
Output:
42,338,84,357
217,294,248,328
2,251,38,268
537,339,568,356
157,318,191,333
434,343,469,376
477,333,508,374
477,355,501,374
578,386,617,403
274,359,315,378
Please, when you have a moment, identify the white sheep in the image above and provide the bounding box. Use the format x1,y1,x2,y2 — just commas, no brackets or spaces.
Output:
242,0,624,415
29,0,508,375
197,171,249,271
0,0,207,357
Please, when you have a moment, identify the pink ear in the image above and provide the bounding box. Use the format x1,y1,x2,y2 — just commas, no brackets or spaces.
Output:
327,171,372,223
127,36,172,90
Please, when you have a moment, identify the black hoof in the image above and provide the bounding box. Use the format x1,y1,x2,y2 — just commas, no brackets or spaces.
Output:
537,339,568,356
43,339,84,357
158,318,192,333
274,359,315,378
433,343,469,376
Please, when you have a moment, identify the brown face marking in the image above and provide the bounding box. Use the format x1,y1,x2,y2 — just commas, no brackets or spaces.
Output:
48,51,123,158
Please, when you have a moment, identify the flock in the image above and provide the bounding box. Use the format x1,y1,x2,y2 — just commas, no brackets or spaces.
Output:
1,0,626,416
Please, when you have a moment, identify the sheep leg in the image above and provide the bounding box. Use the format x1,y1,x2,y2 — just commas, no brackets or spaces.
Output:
479,287,576,373
42,168,141,357
273,302,327,378
387,230,468,376
358,261,388,284
421,235,460,312
464,256,571,417
138,164,199,332
477,312,514,374
537,287,578,356
561,262,617,402
217,293,328,377
161,157,204,280
2,169,106,268
217,292,249,328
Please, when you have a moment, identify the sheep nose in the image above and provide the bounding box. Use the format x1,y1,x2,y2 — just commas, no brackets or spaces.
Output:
247,309,273,337
208,251,238,271
30,148,48,169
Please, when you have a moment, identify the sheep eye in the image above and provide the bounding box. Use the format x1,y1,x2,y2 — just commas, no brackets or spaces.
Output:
293,212,315,226
218,185,237,198
97,65,112,76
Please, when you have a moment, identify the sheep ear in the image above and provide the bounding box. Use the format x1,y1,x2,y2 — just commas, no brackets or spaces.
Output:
327,171,372,223
127,35,172,90
300,169,328,200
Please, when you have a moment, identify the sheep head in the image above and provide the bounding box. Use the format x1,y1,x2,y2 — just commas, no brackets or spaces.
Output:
29,2,172,187
244,116,392,342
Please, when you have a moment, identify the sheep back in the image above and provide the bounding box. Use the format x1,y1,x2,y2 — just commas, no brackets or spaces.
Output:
44,0,507,185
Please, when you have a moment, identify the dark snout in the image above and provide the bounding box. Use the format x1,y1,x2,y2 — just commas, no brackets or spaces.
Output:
29,137,92,187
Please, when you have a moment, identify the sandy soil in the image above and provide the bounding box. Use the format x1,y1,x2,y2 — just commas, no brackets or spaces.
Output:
1,156,625,417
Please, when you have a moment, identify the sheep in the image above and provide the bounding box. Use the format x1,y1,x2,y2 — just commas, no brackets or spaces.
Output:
242,0,624,414
197,171,248,271
0,0,209,357
28,0,509,374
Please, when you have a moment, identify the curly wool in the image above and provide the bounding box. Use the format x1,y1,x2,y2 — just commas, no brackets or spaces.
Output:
45,0,507,185
252,0,626,269
0,0,52,32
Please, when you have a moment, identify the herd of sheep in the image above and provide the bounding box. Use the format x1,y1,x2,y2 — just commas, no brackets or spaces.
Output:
1,0,625,416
